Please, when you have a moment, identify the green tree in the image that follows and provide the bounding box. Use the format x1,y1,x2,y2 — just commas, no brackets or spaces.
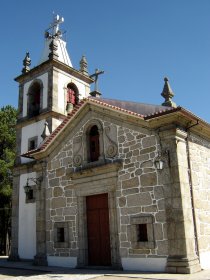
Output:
0,105,17,255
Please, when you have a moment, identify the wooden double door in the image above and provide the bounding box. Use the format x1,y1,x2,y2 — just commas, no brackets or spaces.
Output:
86,193,111,266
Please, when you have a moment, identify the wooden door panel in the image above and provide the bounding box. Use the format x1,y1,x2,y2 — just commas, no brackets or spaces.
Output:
99,208,111,265
86,210,100,265
86,193,111,266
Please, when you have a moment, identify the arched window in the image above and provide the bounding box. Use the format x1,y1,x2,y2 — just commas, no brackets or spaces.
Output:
67,83,79,107
89,125,100,162
28,82,41,117
80,120,105,166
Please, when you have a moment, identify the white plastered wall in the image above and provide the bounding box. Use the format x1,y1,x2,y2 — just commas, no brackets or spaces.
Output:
22,73,48,117
39,38,72,67
21,120,46,164
18,173,36,259
52,118,63,132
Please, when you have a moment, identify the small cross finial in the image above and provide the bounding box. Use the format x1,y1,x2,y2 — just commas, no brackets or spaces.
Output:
161,77,177,108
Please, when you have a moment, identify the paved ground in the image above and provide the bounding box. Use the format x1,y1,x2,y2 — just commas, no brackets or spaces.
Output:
0,257,209,280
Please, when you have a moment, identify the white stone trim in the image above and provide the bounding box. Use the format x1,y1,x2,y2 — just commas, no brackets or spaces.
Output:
47,256,77,268
121,257,167,272
200,251,210,269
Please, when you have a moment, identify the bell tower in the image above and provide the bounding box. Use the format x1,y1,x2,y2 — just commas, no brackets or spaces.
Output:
10,15,93,262
15,15,94,164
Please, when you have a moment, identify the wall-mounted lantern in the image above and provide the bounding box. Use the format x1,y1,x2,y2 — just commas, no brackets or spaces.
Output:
24,179,31,194
24,176,43,192
24,176,43,201
154,150,170,170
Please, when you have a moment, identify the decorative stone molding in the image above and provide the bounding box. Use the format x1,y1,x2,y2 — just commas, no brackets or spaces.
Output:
104,126,118,158
73,136,83,167
73,155,82,167
70,161,122,190
72,161,122,269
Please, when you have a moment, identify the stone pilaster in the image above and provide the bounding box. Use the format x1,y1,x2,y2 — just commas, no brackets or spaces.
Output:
18,84,24,119
47,68,60,114
159,127,201,273
15,128,22,165
9,170,20,261
33,162,48,266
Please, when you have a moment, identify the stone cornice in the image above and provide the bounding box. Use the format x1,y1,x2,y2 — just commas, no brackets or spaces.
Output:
16,110,66,129
158,125,188,142
13,161,36,175
15,59,94,85
70,160,122,180
147,110,210,141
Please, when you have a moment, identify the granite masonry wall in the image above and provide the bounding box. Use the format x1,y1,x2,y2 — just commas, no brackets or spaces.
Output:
45,116,168,263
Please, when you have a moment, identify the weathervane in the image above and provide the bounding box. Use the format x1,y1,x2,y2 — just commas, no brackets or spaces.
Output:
45,14,65,39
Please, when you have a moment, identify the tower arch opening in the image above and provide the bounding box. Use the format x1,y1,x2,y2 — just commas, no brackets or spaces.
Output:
27,81,43,117
66,83,79,107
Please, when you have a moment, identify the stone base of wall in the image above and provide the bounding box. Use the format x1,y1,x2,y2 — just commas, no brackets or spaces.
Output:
121,257,167,272
47,256,77,268
166,256,201,274
33,253,48,266
8,248,20,261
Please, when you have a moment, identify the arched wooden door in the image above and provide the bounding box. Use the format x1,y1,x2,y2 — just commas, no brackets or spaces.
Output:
86,193,111,266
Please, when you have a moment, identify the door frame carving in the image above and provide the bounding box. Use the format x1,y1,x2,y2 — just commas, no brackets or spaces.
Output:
72,162,122,268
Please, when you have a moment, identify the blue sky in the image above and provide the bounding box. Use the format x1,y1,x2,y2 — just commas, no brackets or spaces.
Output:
1,0,210,122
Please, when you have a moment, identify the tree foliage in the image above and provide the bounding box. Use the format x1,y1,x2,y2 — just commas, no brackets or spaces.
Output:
0,105,17,254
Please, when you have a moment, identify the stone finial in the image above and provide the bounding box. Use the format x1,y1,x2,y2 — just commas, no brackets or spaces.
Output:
48,39,59,60
161,77,177,108
79,55,88,76
41,122,51,140
22,52,31,74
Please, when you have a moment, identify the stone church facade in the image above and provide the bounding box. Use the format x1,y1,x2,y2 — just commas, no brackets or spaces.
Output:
10,16,210,274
